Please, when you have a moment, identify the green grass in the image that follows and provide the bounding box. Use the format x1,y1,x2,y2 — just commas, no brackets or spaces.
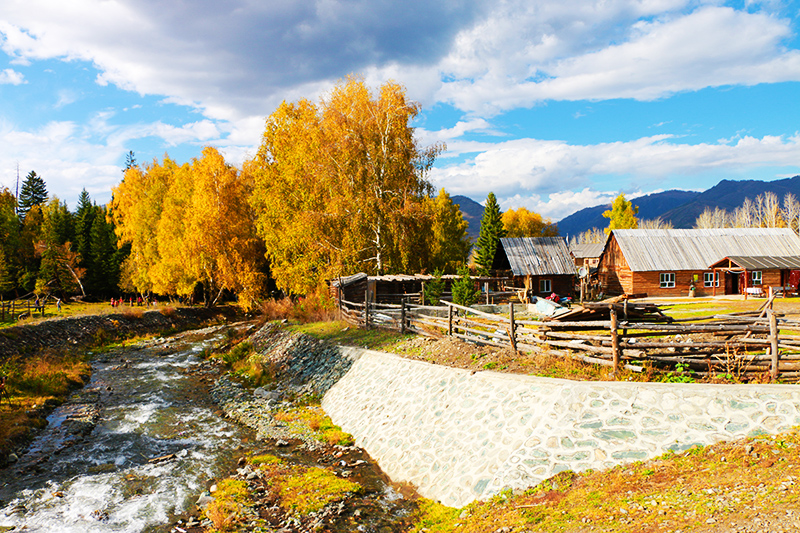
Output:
286,320,413,350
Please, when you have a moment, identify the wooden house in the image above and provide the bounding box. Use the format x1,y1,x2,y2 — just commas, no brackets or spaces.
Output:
492,237,577,297
570,243,604,270
598,228,800,297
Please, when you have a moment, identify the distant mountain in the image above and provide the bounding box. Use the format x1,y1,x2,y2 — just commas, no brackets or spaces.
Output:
452,195,484,242
557,190,701,238
659,175,800,228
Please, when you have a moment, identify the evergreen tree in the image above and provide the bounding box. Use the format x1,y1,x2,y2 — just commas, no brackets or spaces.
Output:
74,190,97,290
473,192,506,275
123,150,137,173
88,206,120,297
36,198,82,297
423,268,446,305
17,171,48,220
451,265,479,306
602,193,639,234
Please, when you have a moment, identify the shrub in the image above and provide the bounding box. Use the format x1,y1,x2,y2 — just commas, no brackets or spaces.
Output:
423,269,445,305
451,265,479,307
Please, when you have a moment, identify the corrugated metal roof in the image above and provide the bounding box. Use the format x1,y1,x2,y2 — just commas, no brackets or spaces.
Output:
499,237,577,276
611,228,800,272
570,243,605,258
710,255,800,270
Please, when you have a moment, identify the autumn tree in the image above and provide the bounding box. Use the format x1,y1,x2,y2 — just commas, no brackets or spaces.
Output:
17,171,48,220
695,207,730,229
502,207,558,238
427,189,471,273
473,192,505,275
638,217,673,229
603,193,638,234
249,76,443,294
0,188,19,294
569,227,606,246
110,158,174,294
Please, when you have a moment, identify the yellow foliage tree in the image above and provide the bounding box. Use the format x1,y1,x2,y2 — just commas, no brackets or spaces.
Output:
502,207,559,238
249,76,443,294
110,149,265,309
426,188,471,272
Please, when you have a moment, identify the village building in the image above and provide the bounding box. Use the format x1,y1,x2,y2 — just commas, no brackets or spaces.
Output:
491,237,577,298
570,242,604,271
598,228,800,298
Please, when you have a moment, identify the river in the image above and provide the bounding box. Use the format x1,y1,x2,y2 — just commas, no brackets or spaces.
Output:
0,325,253,533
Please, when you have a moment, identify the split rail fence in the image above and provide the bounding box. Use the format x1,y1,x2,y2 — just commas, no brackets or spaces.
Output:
338,296,799,382
0,297,49,322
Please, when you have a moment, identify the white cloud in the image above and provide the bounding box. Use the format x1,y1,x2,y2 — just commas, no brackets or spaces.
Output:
0,67,23,84
429,132,800,216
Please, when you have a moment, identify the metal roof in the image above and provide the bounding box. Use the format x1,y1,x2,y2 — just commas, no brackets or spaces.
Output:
570,243,605,258
710,255,800,270
498,237,577,276
609,228,800,272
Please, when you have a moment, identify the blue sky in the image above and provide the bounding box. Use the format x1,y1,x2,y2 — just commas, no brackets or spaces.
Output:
1,0,799,221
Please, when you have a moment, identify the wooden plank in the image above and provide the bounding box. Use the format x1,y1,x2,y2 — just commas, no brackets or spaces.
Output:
442,301,511,323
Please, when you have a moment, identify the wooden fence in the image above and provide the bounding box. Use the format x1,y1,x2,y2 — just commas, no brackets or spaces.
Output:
338,297,800,382
0,297,49,322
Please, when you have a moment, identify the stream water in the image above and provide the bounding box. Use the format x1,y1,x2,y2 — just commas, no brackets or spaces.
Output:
0,325,253,533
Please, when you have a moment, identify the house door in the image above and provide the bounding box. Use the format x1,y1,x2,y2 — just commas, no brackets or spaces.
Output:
725,272,740,295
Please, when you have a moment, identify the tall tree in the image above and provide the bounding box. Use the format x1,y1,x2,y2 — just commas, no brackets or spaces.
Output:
427,189,471,273
88,206,121,297
0,188,19,294
36,198,83,297
473,192,505,275
17,171,48,220
602,193,638,234
502,207,558,237
570,227,606,246
250,76,443,294
124,150,137,172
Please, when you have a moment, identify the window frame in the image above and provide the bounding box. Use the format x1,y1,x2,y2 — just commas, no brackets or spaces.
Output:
751,271,762,286
659,272,676,288
703,272,719,287
539,279,552,293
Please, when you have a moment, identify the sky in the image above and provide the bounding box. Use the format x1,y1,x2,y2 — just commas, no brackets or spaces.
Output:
0,0,799,222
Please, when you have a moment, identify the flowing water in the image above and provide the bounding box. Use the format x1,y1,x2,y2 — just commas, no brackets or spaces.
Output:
0,325,253,533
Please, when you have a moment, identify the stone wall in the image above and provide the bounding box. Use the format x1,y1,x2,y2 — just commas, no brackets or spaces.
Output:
321,349,800,508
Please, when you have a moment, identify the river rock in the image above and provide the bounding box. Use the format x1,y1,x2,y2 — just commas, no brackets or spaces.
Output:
254,388,280,401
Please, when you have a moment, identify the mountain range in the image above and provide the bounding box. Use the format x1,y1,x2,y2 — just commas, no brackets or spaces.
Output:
453,176,800,241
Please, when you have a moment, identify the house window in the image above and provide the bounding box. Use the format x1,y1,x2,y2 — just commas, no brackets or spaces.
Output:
539,279,551,293
659,272,675,288
704,272,719,287
751,271,762,286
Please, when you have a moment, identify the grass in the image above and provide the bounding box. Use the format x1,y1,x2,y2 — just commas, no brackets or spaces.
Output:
273,404,355,446
407,429,800,532
287,319,413,350
204,478,252,532
0,349,91,458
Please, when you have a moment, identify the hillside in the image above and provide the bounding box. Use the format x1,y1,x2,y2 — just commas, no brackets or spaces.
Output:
452,194,484,242
660,175,800,228
557,190,700,237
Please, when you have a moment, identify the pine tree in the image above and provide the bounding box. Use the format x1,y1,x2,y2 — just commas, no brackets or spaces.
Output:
123,150,136,173
88,207,120,297
74,190,97,291
473,192,506,275
17,171,48,220
451,265,479,306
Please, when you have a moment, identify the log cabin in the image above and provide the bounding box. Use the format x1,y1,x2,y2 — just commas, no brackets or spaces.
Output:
492,237,577,298
598,228,800,298
570,243,604,270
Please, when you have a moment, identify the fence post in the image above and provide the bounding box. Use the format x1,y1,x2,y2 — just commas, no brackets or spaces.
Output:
509,302,517,352
400,301,406,334
768,308,779,381
448,304,453,337
484,282,489,305
364,289,370,330
610,306,620,374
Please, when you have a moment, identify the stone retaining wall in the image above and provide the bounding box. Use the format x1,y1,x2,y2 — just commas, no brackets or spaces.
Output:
321,348,800,508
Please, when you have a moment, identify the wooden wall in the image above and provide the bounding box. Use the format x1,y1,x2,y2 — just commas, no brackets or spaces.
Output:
599,237,630,295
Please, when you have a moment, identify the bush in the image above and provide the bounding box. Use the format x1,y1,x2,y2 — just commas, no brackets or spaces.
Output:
451,265,479,307
259,292,336,324
423,269,445,305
